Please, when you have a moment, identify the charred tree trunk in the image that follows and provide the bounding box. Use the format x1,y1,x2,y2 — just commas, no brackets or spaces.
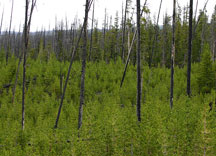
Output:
170,0,176,109
149,0,163,67
89,0,95,61
121,0,128,61
193,0,208,38
187,0,193,97
120,0,147,88
54,0,93,129
22,0,36,130
136,0,141,122
78,0,90,131
22,0,29,131
6,0,14,65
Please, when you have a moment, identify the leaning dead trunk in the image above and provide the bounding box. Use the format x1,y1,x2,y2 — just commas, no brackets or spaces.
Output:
120,0,147,88
78,0,90,131
54,0,93,129
149,0,163,67
121,0,129,61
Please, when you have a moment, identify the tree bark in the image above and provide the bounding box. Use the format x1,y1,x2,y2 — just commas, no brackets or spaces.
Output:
187,0,193,97
6,0,14,65
22,0,36,130
136,0,141,122
121,0,129,61
54,0,93,129
149,0,163,67
89,0,95,61
78,0,90,131
170,0,176,109
120,0,147,88
193,0,208,38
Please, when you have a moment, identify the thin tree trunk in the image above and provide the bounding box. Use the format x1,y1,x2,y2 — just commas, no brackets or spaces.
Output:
121,0,128,61
162,15,167,67
194,0,198,23
22,0,36,130
54,0,93,129
187,0,193,97
0,8,4,36
136,0,141,122
193,0,208,37
78,0,90,131
170,0,176,109
128,28,130,53
22,0,29,131
89,0,95,61
120,0,147,88
149,0,163,67
6,0,14,65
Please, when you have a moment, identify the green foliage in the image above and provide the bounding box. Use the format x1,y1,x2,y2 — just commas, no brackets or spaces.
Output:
0,55,216,155
197,44,215,93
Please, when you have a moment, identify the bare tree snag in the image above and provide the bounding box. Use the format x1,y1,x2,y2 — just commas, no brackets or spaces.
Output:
136,0,141,122
170,0,176,109
54,0,93,129
6,0,14,65
120,0,147,88
193,0,209,37
149,0,163,67
89,0,95,61
0,8,4,36
22,0,36,130
78,0,90,131
187,0,193,97
121,0,129,61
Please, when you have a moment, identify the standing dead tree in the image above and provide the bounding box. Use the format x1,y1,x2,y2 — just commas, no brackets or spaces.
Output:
121,0,129,61
149,0,163,67
0,7,4,36
6,0,14,65
89,0,95,61
193,0,209,37
120,0,147,88
22,0,37,130
170,0,176,109
136,0,141,122
187,0,193,97
0,7,4,49
54,0,93,129
78,0,90,131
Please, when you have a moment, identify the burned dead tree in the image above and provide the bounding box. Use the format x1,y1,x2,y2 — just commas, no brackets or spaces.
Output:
170,0,176,109
22,0,37,130
54,0,93,129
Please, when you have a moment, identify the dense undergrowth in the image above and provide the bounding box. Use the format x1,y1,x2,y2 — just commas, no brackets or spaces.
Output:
0,54,216,155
